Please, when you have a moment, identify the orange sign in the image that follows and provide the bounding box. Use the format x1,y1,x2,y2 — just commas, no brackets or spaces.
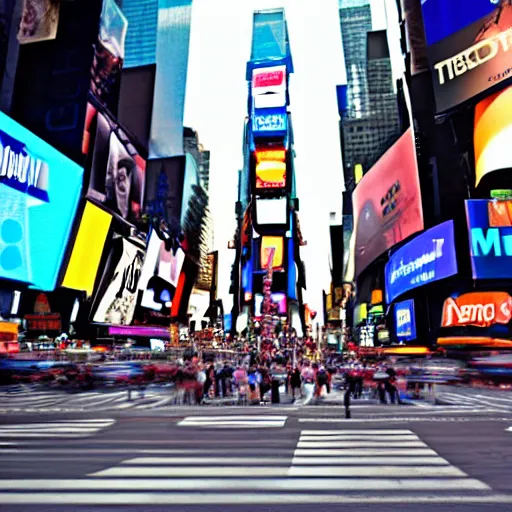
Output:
255,148,286,163
441,292,512,328
255,161,286,189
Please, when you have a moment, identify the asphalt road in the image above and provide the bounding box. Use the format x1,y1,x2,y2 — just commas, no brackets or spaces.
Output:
0,402,511,511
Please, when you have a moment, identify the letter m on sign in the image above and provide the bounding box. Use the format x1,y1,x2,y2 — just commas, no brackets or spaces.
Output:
472,228,501,257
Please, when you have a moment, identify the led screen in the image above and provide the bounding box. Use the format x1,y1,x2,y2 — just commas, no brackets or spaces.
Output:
260,236,284,269
385,221,458,304
255,197,288,226
352,127,423,278
256,160,286,189
474,85,512,187
84,104,146,223
395,299,416,342
252,65,286,109
0,111,83,291
465,199,512,279
92,234,145,325
62,201,112,297
254,292,287,316
137,229,185,313
421,0,512,113
252,108,288,136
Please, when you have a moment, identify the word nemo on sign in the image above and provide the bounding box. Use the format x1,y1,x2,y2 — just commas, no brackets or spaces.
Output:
441,291,512,328
24,313,62,332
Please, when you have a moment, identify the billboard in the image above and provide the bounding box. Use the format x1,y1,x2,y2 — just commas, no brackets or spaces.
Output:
254,147,287,189
395,299,416,342
83,105,146,224
474,85,512,186
385,221,458,304
254,292,287,316
421,0,512,113
252,65,287,109
260,236,284,270
91,234,145,325
252,108,288,137
0,111,83,291
254,197,288,228
442,291,512,328
352,127,423,278
17,0,60,45
137,229,185,314
465,199,512,279
62,201,112,297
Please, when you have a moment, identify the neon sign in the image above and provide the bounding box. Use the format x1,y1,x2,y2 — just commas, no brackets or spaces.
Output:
441,291,512,328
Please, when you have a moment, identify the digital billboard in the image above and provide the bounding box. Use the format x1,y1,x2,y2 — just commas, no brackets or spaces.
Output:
255,161,286,189
62,201,112,297
421,0,512,113
474,85,512,186
352,127,423,278
252,65,286,109
254,292,287,316
83,104,146,224
466,199,512,279
442,291,512,328
91,234,145,325
395,299,416,342
260,236,284,270
17,0,60,45
137,229,185,314
0,111,83,291
252,108,288,136
254,197,288,228
385,221,458,304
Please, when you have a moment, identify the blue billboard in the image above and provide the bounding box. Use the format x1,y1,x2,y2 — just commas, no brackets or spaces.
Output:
0,112,83,291
395,299,416,342
466,199,512,279
252,108,287,136
385,220,458,304
420,0,497,46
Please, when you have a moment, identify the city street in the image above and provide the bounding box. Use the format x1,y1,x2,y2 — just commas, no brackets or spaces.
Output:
0,397,511,511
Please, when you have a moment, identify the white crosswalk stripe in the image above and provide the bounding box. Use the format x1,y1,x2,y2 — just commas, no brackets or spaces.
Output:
177,415,288,428
0,427,494,505
0,419,115,438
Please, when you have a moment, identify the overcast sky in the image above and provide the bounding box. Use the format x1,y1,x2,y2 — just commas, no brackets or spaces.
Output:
183,0,401,321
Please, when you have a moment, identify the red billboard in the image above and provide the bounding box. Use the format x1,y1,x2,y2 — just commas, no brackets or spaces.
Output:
352,127,424,278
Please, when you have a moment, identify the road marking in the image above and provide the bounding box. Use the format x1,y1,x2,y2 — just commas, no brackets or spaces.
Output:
297,441,427,448
177,416,287,428
0,419,115,438
0,478,490,491
300,429,414,435
120,457,294,465
291,456,450,465
294,448,438,456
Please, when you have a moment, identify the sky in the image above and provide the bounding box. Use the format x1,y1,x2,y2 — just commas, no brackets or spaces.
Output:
183,0,401,323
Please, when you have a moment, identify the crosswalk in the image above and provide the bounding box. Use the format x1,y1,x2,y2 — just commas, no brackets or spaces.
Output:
177,415,288,428
436,389,512,411
0,428,495,505
0,419,115,438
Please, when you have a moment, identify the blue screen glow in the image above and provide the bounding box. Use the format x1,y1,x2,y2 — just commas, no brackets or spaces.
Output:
252,107,287,135
395,299,416,342
0,112,83,291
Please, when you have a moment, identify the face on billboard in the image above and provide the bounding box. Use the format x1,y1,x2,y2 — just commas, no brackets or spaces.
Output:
421,0,512,113
385,221,458,304
0,111,83,291
474,85,512,186
395,299,416,342
62,201,112,297
92,235,145,325
466,199,512,278
85,107,146,223
260,236,284,270
352,127,423,278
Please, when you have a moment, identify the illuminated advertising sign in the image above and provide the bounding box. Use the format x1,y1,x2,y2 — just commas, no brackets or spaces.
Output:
442,291,512,328
83,105,146,224
421,0,512,113
62,202,113,297
108,325,170,339
465,199,512,279
252,65,287,109
254,292,287,316
385,221,458,304
352,128,423,278
474,85,512,187
0,111,83,291
252,107,288,136
395,299,416,342
260,236,284,270
137,229,185,314
92,235,145,325
255,160,287,189
254,197,288,228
